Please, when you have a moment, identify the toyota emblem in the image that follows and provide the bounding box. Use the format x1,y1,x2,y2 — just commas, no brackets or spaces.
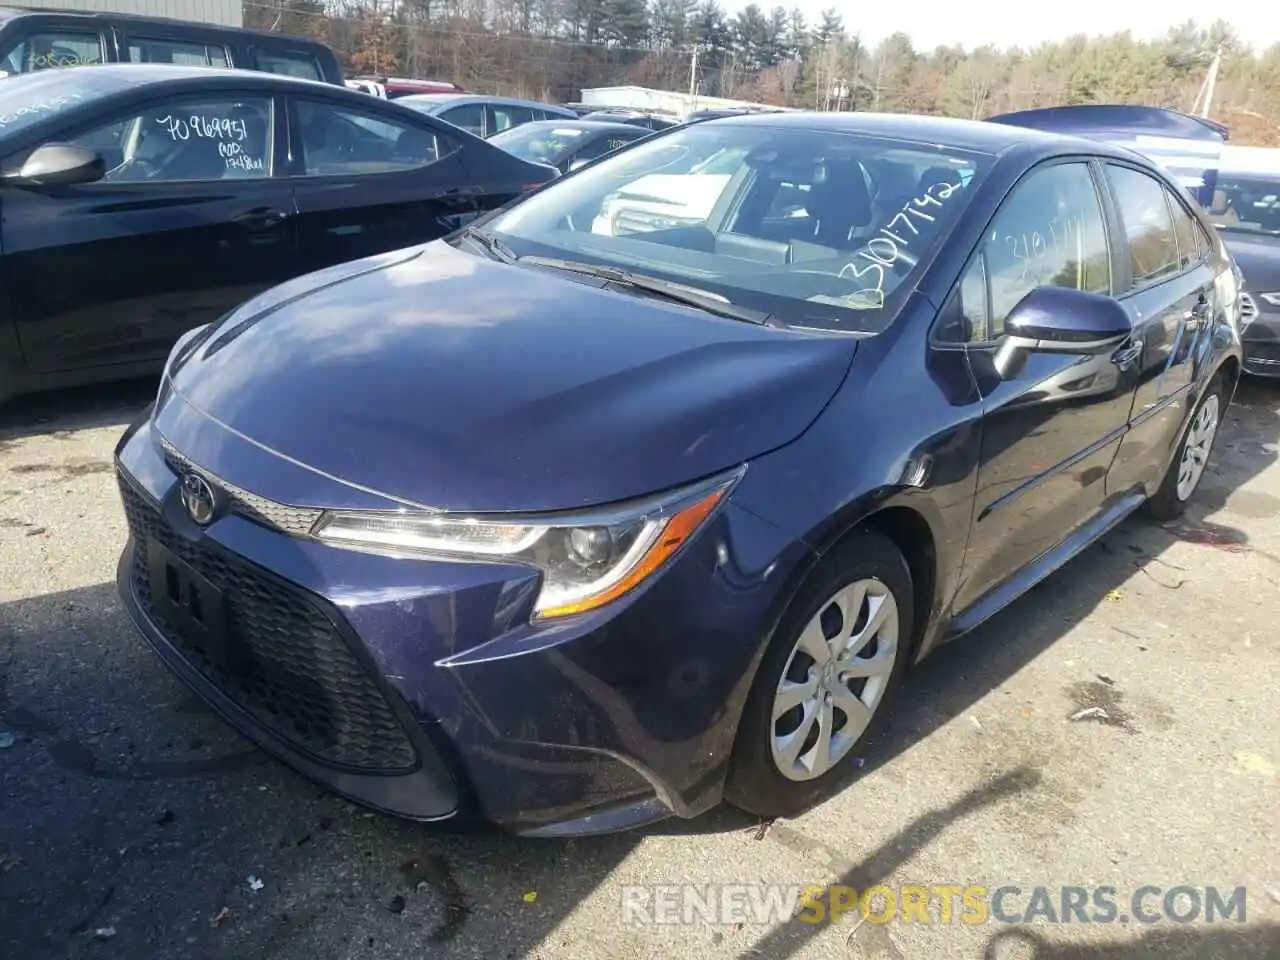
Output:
179,471,218,526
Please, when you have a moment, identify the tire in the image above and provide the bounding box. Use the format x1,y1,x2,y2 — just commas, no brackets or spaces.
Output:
724,529,914,819
1143,372,1227,521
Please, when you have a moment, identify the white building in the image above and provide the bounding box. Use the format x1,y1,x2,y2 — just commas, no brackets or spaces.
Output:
579,85,796,119
20,0,242,28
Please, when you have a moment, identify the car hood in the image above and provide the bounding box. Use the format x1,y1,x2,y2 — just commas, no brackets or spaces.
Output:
1223,231,1280,293
162,241,856,513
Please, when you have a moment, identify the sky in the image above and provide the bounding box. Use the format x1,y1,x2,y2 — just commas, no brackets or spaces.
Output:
775,2,1280,54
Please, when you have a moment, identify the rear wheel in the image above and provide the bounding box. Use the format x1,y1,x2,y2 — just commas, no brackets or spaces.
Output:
725,530,913,819
1143,372,1227,521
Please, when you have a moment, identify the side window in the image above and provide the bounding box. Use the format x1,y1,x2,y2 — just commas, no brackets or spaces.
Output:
439,103,484,137
59,97,272,182
1164,189,1201,269
296,100,446,176
252,50,322,81
126,37,228,67
1106,164,1181,287
489,104,536,134
0,31,103,74
975,162,1112,339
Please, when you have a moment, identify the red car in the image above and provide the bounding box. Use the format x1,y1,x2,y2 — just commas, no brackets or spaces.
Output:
346,76,466,99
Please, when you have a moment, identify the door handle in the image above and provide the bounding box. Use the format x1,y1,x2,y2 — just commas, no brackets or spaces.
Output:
233,208,290,230
1111,338,1144,368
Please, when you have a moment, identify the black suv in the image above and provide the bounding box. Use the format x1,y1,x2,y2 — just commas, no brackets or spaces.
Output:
0,7,343,85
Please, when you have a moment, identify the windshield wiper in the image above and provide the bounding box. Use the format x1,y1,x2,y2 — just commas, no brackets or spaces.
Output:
517,255,780,326
458,224,517,263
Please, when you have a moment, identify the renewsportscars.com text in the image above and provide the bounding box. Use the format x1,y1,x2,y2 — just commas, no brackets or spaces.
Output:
620,883,1248,927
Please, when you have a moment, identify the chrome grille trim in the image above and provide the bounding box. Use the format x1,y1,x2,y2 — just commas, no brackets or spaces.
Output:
160,438,323,537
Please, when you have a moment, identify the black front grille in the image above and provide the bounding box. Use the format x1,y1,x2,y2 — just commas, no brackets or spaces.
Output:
119,473,418,773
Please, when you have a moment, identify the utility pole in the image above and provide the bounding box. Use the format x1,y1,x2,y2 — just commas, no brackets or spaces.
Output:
1194,44,1223,118
689,45,699,114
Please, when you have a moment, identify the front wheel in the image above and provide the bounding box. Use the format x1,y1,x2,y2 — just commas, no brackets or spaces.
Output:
725,530,913,819
1143,372,1227,521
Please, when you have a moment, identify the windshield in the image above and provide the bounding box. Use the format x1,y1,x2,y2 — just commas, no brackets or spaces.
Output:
0,68,140,137
483,123,990,333
489,122,587,166
1203,171,1280,236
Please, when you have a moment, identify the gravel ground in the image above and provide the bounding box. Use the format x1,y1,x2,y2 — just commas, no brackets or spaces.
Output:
2,377,1278,960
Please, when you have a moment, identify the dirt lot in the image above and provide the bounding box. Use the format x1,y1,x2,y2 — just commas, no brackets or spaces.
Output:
2,377,1278,960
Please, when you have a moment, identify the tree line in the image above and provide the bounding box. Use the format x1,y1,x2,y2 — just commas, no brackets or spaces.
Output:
245,0,1280,145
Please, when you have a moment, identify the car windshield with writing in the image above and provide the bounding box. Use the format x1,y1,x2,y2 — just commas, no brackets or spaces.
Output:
484,124,990,332
489,122,587,166
0,67,142,137
1203,171,1280,237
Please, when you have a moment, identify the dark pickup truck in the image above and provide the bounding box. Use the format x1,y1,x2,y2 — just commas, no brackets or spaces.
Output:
0,7,344,85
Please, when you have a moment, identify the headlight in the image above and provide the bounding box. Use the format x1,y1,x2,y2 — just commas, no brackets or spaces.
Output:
312,467,744,619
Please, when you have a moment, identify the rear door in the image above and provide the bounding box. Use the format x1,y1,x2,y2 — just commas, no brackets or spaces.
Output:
286,95,495,273
0,88,297,373
1102,162,1220,495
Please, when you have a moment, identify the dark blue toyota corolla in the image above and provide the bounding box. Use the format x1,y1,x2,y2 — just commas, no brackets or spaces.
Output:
115,112,1244,836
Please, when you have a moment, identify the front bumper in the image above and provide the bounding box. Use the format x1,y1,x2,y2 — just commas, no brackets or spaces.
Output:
1242,314,1280,377
114,412,807,836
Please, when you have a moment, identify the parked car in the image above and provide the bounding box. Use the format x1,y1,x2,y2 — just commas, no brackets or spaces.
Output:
579,109,680,132
115,111,1241,837
989,105,1279,379
1205,164,1280,377
346,76,466,99
0,64,557,404
487,118,650,174
397,93,576,138
0,7,344,84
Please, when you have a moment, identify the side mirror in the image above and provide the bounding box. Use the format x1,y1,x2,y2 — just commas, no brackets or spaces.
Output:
7,143,105,187
993,285,1132,380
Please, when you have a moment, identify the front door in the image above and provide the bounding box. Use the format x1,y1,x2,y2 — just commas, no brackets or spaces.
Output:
286,97,482,275
947,160,1140,611
0,91,297,373
1102,162,1219,495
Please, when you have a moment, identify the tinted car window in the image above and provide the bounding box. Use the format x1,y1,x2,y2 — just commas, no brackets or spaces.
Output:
439,103,484,136
296,101,443,175
253,50,322,81
574,133,637,163
978,162,1111,336
490,104,535,134
1166,189,1201,269
487,124,991,333
127,37,229,67
62,97,272,181
1106,164,1181,287
488,122,587,167
0,31,103,74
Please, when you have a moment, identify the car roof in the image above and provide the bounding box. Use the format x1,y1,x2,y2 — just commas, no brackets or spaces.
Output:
708,110,1113,156
397,93,571,110
513,119,650,134
0,5,329,44
4,62,326,85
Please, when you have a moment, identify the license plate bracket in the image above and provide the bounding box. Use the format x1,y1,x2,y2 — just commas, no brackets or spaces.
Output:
146,537,240,672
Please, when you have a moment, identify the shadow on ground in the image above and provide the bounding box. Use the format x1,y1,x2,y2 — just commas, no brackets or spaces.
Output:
984,923,1280,958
